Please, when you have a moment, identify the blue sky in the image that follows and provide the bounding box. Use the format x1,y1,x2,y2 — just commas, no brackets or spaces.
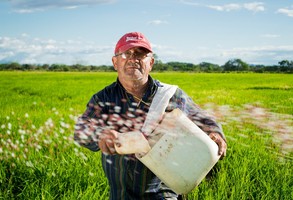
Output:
0,0,293,66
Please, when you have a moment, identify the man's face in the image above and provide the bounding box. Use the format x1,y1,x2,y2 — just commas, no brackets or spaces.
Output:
112,47,154,83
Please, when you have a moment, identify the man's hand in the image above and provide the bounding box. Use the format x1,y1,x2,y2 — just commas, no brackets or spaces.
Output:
98,130,119,155
209,132,227,159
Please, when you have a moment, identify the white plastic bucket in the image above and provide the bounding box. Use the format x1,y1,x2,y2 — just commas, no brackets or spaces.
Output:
136,109,220,194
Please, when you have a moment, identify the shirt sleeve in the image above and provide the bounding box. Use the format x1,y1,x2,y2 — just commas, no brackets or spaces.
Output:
74,92,147,152
167,88,226,140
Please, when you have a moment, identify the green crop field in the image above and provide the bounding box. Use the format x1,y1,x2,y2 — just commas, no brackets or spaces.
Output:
0,72,292,200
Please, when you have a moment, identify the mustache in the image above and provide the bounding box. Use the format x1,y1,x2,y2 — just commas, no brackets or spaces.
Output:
127,62,141,68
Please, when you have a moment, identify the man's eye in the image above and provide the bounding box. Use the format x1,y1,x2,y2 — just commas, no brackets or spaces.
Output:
136,52,144,57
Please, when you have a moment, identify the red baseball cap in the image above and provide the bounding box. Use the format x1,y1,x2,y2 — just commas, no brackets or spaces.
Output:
114,32,152,54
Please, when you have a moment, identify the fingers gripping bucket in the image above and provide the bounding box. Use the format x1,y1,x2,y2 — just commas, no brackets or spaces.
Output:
136,109,220,194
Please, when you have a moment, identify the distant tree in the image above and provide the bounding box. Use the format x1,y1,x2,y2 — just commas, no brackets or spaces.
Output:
223,59,250,71
22,64,37,71
1,57,292,73
278,60,293,73
37,64,50,70
199,62,221,72
49,64,67,71
0,63,9,70
153,61,172,71
167,62,196,71
8,62,22,70
251,64,265,73
153,53,160,64
70,64,83,71
278,60,290,67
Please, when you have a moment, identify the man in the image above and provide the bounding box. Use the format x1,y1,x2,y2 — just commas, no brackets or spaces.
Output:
74,32,227,200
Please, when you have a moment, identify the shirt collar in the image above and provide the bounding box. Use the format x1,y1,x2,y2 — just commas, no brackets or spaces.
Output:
116,75,159,99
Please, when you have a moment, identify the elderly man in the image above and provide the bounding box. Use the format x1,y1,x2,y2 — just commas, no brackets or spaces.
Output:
74,32,227,200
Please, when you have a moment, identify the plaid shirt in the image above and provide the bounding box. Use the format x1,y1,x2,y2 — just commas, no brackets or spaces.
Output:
74,76,224,200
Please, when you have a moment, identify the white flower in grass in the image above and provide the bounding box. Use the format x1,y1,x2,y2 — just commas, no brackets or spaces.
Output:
35,145,42,151
67,135,74,141
59,128,65,134
8,123,12,130
11,144,18,150
89,172,94,177
37,127,43,134
43,139,50,144
26,161,34,168
45,118,54,128
6,116,10,120
0,147,2,153
25,113,29,118
11,112,15,115
79,152,88,161
60,121,70,129
1,124,5,129
73,141,81,147
31,124,36,129
7,130,11,135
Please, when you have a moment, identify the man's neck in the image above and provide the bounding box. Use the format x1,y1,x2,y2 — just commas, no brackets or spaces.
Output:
121,79,149,98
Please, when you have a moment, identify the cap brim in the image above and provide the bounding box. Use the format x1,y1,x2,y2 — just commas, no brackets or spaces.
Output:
117,43,152,54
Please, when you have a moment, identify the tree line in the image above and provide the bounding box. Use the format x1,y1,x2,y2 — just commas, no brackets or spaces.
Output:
0,58,292,73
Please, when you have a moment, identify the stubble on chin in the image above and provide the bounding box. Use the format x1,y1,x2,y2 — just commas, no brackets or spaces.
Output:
124,68,144,81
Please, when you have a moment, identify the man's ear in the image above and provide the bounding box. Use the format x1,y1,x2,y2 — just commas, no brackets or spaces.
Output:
112,57,117,70
149,57,155,71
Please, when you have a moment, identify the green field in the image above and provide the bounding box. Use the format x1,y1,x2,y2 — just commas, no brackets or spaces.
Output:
0,72,292,199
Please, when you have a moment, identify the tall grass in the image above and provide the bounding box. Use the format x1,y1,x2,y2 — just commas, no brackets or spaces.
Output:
0,72,292,200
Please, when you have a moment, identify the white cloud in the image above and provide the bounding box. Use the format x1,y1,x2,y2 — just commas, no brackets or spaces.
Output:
152,43,293,65
207,2,265,12
1,35,292,66
147,20,168,25
207,4,241,12
244,2,265,12
260,34,280,38
180,1,265,13
179,0,199,6
0,35,113,65
9,0,116,13
277,7,293,17
219,45,293,64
